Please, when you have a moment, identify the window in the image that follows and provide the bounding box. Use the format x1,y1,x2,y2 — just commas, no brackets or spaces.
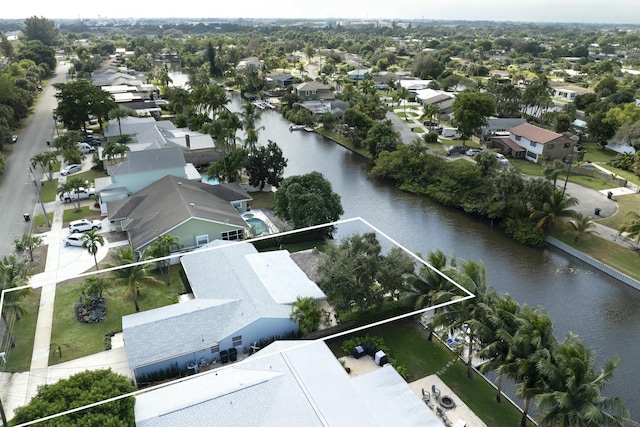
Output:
232,202,242,211
222,229,244,241
232,335,242,347
547,144,554,149
564,143,571,148
529,141,537,147
195,234,209,247
526,151,538,160
515,135,521,141
210,343,220,353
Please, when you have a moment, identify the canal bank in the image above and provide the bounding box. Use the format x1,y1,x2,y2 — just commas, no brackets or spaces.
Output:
227,92,640,421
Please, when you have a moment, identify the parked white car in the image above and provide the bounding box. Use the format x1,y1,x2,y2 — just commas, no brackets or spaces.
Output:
60,164,82,176
495,153,510,165
63,233,85,247
69,219,102,233
59,187,96,203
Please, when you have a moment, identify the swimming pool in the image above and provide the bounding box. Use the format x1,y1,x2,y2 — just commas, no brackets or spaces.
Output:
202,175,220,185
245,217,269,235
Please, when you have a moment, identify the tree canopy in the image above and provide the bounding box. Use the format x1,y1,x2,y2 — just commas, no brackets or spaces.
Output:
11,369,135,427
21,16,59,46
452,91,496,140
274,172,343,233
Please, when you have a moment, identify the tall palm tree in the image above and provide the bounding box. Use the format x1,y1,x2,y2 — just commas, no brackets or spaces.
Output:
109,108,129,138
30,151,57,181
56,177,86,212
0,254,32,347
107,246,162,312
618,211,640,244
543,159,566,187
500,305,557,427
430,260,491,378
567,213,596,243
82,229,105,271
397,86,410,121
404,251,457,341
149,234,182,285
219,109,243,152
536,333,631,427
290,296,322,335
476,290,521,403
529,190,579,231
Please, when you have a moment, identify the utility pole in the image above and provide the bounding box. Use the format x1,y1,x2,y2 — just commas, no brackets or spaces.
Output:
27,167,51,227
0,396,8,427
561,152,574,196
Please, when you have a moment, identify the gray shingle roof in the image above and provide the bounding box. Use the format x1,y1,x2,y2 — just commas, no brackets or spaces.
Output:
123,299,247,369
106,175,247,250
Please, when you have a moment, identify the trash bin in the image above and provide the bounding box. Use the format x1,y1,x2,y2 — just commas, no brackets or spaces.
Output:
23,213,30,221
228,347,238,362
607,191,613,199
595,208,601,216
219,350,229,364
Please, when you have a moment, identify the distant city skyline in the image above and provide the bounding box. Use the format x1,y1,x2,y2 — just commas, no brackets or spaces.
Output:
5,0,640,25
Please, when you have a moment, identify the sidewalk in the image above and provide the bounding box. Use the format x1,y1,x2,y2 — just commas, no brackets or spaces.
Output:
0,167,126,419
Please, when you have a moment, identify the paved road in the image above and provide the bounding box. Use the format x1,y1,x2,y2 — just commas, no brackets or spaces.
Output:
0,62,69,257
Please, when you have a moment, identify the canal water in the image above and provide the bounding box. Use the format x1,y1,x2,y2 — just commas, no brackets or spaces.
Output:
226,90,640,419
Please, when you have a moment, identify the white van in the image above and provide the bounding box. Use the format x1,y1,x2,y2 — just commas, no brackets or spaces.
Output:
77,142,95,154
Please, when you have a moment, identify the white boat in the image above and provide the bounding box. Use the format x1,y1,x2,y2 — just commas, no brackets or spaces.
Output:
252,100,266,109
289,124,305,131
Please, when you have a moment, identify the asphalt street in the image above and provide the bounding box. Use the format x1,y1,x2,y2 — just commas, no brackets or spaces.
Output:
0,62,70,258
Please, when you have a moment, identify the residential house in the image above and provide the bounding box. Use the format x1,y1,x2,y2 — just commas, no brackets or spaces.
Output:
107,175,252,253
413,88,455,114
294,81,334,101
488,69,511,79
95,147,199,215
299,100,349,118
508,123,575,163
103,117,219,168
399,79,432,92
134,340,439,427
347,68,373,80
122,241,326,382
266,73,294,88
237,57,264,69
481,118,528,138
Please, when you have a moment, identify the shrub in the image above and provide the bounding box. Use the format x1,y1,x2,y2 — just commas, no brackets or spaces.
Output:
502,217,548,247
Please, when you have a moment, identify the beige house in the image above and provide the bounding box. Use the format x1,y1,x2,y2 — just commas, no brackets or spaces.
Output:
509,123,575,163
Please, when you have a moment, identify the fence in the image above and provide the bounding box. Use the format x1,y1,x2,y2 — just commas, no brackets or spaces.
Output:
546,236,640,291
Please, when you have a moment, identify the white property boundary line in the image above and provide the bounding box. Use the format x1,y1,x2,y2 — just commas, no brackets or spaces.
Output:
9,217,475,426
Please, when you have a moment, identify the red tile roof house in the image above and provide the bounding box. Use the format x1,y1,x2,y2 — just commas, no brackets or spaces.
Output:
508,123,575,163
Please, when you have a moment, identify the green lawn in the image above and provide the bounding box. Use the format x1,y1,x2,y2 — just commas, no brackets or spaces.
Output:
1,290,41,372
597,193,640,230
49,268,187,365
62,206,102,224
551,224,640,281
582,142,618,163
74,169,108,184
247,191,275,210
328,319,535,427
38,178,59,203
32,212,54,229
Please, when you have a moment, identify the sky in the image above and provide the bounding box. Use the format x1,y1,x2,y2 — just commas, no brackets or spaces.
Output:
5,0,640,25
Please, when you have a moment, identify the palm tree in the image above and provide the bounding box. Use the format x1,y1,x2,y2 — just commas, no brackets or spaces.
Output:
536,333,631,427
56,177,86,212
500,305,557,427
543,159,566,187
82,229,105,271
397,86,410,121
109,108,129,138
476,290,521,403
0,254,32,348
618,211,640,244
82,275,108,299
430,260,491,378
529,190,578,232
149,234,182,285
567,213,596,243
290,296,322,335
404,251,457,342
107,246,162,312
30,151,57,181
102,141,118,165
